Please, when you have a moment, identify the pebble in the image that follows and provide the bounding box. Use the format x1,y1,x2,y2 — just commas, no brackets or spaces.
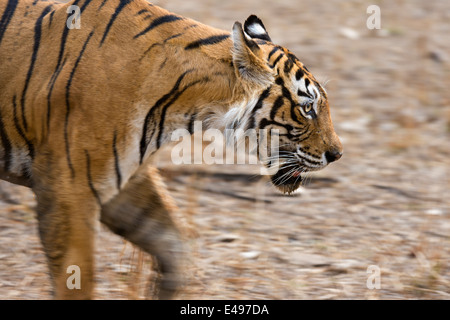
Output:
240,251,261,259
425,209,443,216
339,27,360,40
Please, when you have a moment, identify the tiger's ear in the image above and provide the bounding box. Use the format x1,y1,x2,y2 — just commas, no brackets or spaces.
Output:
232,21,274,89
243,15,272,42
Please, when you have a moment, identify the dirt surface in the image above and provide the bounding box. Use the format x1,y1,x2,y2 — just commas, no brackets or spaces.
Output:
0,0,449,299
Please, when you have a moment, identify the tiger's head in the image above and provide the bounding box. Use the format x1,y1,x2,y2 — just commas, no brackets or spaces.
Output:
231,16,343,194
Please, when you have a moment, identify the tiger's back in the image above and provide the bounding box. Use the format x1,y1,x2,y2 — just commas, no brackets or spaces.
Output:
0,0,342,299
0,0,234,191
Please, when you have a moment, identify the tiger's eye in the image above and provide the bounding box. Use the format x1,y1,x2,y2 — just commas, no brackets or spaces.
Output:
303,104,312,113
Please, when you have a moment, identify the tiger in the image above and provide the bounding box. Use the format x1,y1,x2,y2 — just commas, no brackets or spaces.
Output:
0,0,343,299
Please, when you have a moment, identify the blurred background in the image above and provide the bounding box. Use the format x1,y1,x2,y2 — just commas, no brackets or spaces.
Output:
0,0,449,299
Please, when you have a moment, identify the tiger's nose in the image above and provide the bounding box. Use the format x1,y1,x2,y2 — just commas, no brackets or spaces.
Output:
325,150,343,164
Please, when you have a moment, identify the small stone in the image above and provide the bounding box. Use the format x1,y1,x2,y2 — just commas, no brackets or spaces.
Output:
425,209,443,216
291,253,332,267
240,251,261,259
339,27,360,40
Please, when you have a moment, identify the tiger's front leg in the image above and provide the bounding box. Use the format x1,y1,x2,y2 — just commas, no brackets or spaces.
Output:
32,154,100,300
101,166,184,299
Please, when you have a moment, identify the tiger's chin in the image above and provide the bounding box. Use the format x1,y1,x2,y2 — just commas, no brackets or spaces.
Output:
270,166,303,195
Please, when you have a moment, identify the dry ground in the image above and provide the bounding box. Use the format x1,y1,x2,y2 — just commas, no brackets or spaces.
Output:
0,0,449,299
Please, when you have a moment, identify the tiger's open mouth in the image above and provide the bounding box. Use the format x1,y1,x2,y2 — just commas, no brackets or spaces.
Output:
270,163,304,195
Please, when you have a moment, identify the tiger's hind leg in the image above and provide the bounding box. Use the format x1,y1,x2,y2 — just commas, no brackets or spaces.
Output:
100,166,184,299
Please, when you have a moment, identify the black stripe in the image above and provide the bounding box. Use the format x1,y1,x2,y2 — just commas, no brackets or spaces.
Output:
46,58,67,131
258,118,298,141
300,146,321,160
139,69,193,163
275,77,294,102
183,23,198,31
296,126,314,143
246,86,271,131
304,78,311,90
20,5,52,131
269,53,283,69
312,78,321,90
267,46,280,61
188,112,197,134
141,42,161,58
135,9,148,15
100,0,133,46
184,34,230,50
134,14,183,39
295,68,304,81
298,124,312,136
281,84,293,101
284,58,294,74
278,79,306,126
155,93,184,149
164,32,183,42
65,31,94,178
98,0,108,11
287,52,298,63
156,77,210,149
12,96,34,159
48,10,55,28
298,130,313,143
304,78,316,98
0,0,18,45
297,89,312,98
158,57,167,70
50,0,91,86
296,153,322,166
275,77,284,86
85,150,101,205
140,32,184,60
275,77,288,98
270,96,284,120
0,108,12,171
280,127,309,141
112,130,122,190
